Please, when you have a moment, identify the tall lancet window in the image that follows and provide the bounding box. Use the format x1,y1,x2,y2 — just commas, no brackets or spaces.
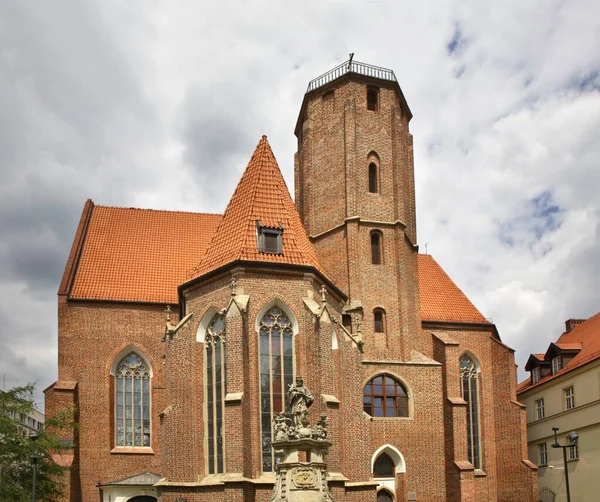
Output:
460,354,481,469
206,313,226,474
259,305,294,472
115,352,151,447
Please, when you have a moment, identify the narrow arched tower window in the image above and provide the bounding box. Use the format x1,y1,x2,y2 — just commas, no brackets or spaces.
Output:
371,231,382,265
115,352,151,447
460,354,481,469
369,163,378,193
205,313,226,474
259,305,294,472
367,87,379,111
374,309,385,333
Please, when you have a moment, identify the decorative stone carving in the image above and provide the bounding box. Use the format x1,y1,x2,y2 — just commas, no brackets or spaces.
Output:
270,383,334,501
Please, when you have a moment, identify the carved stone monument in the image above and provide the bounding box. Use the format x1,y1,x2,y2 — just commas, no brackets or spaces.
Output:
270,378,334,502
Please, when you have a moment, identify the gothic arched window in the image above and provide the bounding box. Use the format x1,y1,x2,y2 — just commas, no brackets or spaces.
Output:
374,308,386,333
377,489,394,502
205,313,226,474
369,163,378,193
373,452,395,478
363,375,408,418
371,231,382,265
115,352,151,447
259,304,294,472
460,354,481,469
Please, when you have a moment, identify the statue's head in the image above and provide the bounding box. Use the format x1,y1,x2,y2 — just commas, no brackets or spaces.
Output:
296,376,303,385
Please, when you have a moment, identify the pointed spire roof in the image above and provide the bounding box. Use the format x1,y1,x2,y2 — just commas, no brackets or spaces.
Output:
187,136,329,282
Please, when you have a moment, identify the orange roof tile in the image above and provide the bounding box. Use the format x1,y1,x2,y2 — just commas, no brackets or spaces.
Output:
417,255,489,324
187,136,328,281
518,311,600,394
69,206,221,303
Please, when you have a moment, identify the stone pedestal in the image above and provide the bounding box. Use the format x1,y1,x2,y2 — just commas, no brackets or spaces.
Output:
270,422,334,502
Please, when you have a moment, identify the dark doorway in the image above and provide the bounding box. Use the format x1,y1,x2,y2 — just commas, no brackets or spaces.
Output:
377,490,394,502
128,497,157,502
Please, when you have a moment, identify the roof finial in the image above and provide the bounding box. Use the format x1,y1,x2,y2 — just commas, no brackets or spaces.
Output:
348,52,355,70
230,277,237,297
165,305,172,323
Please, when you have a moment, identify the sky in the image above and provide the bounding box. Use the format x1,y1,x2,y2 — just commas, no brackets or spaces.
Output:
0,0,599,408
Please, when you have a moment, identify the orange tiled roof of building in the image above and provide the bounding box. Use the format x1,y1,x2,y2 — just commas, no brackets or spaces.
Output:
517,311,600,394
187,136,328,281
69,206,222,303
417,254,489,324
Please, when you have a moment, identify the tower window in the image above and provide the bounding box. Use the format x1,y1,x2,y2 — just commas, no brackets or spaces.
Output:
257,222,283,255
374,309,385,333
369,163,378,193
460,354,481,469
367,87,379,111
371,231,382,265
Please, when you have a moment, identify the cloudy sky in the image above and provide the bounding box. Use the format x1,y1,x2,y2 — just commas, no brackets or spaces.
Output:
1,0,598,407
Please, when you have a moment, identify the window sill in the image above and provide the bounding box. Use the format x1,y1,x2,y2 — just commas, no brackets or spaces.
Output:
474,469,487,477
363,412,412,421
110,447,154,455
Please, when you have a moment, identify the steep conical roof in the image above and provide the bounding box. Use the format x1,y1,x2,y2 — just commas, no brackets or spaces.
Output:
187,136,328,281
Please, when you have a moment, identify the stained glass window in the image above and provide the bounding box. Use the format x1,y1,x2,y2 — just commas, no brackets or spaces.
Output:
206,313,226,474
460,354,481,469
115,352,150,447
259,305,294,472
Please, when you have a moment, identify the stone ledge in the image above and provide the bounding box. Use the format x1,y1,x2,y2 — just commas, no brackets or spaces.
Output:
321,394,340,405
224,392,243,403
110,447,154,455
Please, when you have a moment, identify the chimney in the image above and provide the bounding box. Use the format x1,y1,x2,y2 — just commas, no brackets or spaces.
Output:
565,319,586,333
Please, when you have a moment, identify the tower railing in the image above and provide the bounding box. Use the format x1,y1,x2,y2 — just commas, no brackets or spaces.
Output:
306,60,397,93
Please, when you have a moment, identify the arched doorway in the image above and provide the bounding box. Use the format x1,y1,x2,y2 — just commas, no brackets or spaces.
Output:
377,489,394,501
128,496,157,502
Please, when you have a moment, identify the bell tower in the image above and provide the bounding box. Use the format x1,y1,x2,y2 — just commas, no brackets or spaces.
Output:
294,58,421,359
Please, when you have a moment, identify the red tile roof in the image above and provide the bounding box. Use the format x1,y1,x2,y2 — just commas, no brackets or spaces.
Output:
187,136,328,281
417,255,489,324
69,206,221,303
517,311,600,394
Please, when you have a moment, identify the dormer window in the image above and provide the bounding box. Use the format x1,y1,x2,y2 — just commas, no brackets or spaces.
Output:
532,366,541,384
256,222,283,255
551,356,562,375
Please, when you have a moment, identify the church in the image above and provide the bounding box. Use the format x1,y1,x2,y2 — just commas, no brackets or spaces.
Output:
45,59,538,502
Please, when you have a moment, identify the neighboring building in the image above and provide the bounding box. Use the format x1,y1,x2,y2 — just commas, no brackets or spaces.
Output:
45,59,537,502
517,313,600,502
2,393,44,438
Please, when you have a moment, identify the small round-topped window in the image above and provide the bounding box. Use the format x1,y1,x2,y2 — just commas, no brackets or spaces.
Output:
363,375,408,418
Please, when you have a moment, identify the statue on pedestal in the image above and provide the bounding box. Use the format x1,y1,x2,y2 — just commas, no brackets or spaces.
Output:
288,376,314,429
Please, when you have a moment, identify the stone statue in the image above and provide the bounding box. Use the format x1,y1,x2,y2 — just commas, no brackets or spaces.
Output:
288,376,314,429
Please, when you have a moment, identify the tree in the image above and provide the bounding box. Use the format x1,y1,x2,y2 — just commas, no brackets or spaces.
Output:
0,385,73,502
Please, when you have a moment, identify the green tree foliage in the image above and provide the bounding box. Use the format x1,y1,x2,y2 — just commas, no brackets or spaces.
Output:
0,385,73,502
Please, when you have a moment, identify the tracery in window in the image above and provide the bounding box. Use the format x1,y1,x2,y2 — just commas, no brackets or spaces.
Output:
460,354,481,469
259,305,294,472
115,352,151,447
363,375,408,418
206,313,226,474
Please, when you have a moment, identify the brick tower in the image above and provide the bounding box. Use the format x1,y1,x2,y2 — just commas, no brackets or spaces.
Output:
294,59,421,360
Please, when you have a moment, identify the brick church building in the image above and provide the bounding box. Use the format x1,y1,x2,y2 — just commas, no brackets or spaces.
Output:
45,60,538,501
